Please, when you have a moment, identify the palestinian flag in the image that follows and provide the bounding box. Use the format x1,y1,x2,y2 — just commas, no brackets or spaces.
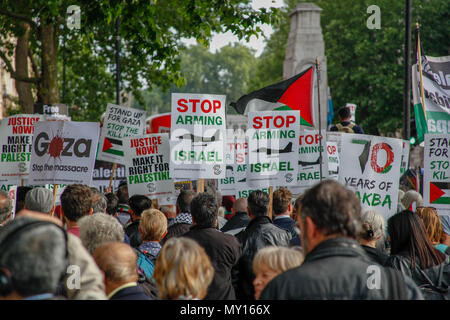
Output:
429,182,450,205
102,137,124,157
230,67,314,127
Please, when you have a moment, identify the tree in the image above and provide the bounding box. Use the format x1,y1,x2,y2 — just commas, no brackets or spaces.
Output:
132,43,258,115
0,0,279,119
248,0,449,135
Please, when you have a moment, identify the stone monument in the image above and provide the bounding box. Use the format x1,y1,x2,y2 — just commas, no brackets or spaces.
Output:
284,2,328,130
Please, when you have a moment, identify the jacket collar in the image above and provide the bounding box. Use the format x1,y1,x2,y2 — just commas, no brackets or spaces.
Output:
246,215,272,229
305,237,366,262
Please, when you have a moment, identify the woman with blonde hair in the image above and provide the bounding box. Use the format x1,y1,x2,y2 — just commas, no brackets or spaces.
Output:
416,207,449,254
153,237,214,300
252,246,304,300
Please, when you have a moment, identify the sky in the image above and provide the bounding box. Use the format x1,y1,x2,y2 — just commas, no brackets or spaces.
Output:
182,0,285,57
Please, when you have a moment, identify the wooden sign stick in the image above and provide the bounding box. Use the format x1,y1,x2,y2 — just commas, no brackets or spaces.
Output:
108,162,117,192
268,186,274,220
52,184,58,217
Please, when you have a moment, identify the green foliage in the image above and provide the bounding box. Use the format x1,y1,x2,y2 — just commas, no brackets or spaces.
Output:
248,0,449,135
0,0,280,120
131,43,258,115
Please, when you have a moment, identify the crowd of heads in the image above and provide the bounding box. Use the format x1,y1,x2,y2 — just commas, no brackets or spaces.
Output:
0,177,449,301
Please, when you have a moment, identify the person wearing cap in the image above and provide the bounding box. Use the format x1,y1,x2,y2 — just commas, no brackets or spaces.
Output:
24,187,55,215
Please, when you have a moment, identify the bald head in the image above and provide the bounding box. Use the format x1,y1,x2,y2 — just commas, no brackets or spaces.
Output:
233,198,248,213
93,242,138,283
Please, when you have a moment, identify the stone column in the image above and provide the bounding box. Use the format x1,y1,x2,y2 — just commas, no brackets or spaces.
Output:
284,2,328,130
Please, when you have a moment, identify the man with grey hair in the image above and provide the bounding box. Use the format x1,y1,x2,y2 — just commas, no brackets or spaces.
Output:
93,242,151,300
90,187,108,214
78,212,125,255
0,190,12,226
24,187,54,215
0,217,67,300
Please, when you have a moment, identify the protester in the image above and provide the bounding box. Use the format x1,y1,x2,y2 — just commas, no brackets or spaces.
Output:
0,190,12,227
440,215,450,248
159,205,176,227
183,192,241,300
14,186,32,214
161,190,196,245
234,190,291,300
205,186,227,229
260,180,423,300
0,217,68,300
222,195,235,220
90,187,107,214
252,246,304,300
104,192,119,217
416,207,449,254
14,209,107,300
329,106,364,134
93,242,151,300
126,194,152,248
60,184,94,237
78,212,125,255
24,187,54,215
153,237,214,300
358,209,389,265
221,197,250,234
272,187,299,241
138,208,168,265
116,181,132,226
385,210,450,299
401,190,423,211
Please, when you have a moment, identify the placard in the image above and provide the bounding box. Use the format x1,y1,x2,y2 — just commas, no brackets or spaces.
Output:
28,121,100,185
123,133,175,200
423,134,450,215
97,103,146,164
339,134,403,220
170,93,226,179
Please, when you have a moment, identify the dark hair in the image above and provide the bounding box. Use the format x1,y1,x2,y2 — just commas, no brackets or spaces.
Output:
15,186,33,213
190,193,218,228
105,193,119,216
128,195,152,217
272,187,292,215
176,190,196,214
60,184,94,222
116,182,128,204
338,106,351,120
300,180,361,238
388,210,445,269
247,190,270,217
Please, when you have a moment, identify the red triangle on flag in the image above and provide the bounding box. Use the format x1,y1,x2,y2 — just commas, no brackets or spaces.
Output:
102,137,113,152
429,182,445,203
277,67,314,126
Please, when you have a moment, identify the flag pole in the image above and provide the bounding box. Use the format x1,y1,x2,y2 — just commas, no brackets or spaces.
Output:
315,57,323,181
416,23,427,121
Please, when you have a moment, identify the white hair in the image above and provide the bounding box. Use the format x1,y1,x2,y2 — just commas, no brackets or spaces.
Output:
360,209,385,241
78,213,124,254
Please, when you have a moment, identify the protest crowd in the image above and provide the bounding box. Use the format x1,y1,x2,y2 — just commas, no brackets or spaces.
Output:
0,94,449,303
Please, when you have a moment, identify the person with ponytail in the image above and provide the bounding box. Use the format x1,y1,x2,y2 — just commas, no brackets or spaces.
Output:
358,210,389,265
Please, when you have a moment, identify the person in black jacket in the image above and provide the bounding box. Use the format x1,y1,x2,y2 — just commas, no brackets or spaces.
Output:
260,180,423,300
233,190,292,300
125,195,152,248
272,187,301,246
182,193,241,300
384,210,450,299
221,197,250,234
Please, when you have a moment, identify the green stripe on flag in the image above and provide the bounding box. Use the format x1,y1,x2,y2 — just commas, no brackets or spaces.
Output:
104,149,124,156
274,105,313,127
413,103,428,143
432,197,450,205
